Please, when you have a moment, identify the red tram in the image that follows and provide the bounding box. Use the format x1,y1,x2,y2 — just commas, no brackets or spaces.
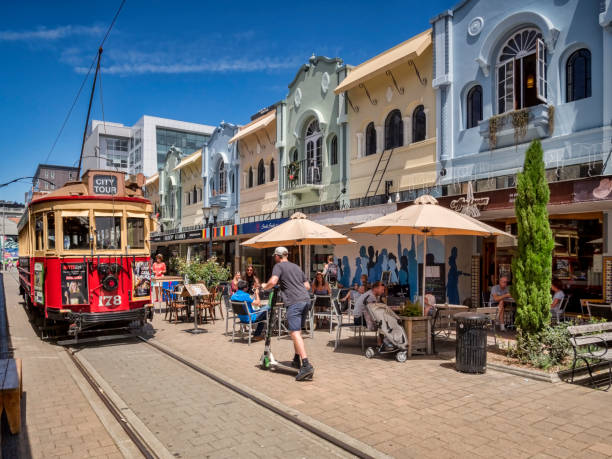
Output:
18,170,154,338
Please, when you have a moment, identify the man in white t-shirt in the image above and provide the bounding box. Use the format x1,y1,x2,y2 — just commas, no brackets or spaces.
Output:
489,276,512,331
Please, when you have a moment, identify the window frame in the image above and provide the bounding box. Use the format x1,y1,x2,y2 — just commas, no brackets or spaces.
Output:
365,122,377,156
384,110,403,150
269,159,275,181
466,85,483,129
566,48,592,103
257,159,266,186
218,161,227,194
330,136,338,165
412,105,426,143
248,167,253,188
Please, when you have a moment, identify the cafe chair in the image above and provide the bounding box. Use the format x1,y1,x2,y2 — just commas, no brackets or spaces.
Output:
223,295,235,335
207,286,224,320
335,299,370,351
313,294,341,333
230,301,266,345
551,297,569,325
475,306,499,345
167,289,188,324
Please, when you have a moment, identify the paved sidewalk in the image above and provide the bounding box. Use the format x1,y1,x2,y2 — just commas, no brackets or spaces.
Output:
79,340,350,458
2,274,125,459
147,309,612,458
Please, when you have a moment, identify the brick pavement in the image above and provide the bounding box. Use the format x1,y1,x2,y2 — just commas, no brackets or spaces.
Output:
2,273,125,459
78,340,350,458
146,308,612,458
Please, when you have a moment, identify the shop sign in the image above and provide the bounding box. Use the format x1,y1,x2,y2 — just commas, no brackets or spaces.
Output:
449,182,489,217
241,218,287,235
162,233,175,242
150,234,163,242
184,230,203,240
174,232,186,240
92,174,118,195
574,177,612,201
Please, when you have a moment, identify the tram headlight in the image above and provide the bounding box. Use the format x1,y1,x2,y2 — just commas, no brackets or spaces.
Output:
102,275,119,292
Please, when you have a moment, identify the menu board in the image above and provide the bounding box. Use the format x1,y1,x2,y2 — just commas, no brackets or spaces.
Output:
181,284,210,298
61,262,88,305
132,261,152,299
418,262,446,304
604,257,612,304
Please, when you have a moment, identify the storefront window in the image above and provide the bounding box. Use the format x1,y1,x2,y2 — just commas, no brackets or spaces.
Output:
63,217,90,250
95,217,121,250
127,218,145,249
47,213,55,249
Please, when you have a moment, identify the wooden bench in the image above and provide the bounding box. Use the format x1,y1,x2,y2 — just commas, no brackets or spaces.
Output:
568,322,612,390
0,358,22,434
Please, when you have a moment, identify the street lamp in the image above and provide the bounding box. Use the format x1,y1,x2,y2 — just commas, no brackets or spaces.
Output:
202,204,220,260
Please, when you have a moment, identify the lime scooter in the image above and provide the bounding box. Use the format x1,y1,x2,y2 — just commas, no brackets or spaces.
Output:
260,286,299,374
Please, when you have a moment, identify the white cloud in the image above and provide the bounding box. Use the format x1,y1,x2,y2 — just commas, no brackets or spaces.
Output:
75,55,302,75
0,25,103,42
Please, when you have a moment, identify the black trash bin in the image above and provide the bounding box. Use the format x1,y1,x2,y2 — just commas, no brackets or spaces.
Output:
455,312,488,374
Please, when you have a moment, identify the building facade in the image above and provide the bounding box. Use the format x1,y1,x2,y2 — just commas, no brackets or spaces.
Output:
277,55,349,213
425,0,612,306
32,164,79,193
83,116,215,177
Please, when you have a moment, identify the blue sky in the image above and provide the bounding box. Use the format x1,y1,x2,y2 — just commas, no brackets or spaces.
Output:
0,0,454,202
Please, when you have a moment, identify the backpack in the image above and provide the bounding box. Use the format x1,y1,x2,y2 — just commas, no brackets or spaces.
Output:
327,262,338,278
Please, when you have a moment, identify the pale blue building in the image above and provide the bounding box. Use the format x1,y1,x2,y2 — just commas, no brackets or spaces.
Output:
429,0,612,306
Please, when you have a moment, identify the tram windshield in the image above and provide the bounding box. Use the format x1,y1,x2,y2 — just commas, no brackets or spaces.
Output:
95,216,122,250
63,216,90,250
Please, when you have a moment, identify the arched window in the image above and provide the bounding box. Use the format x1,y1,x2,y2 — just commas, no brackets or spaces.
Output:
497,28,546,113
257,159,265,185
330,136,338,165
365,122,376,156
218,161,226,194
291,149,298,162
269,159,275,181
248,167,253,188
566,48,591,102
384,110,403,150
412,105,426,142
466,85,483,129
305,119,322,184
192,185,197,203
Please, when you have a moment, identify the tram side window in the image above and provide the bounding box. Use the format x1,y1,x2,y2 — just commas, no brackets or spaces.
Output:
47,213,55,249
35,215,43,251
127,218,145,249
95,217,121,250
63,217,90,250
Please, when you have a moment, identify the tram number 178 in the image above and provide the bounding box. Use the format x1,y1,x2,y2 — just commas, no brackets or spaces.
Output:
99,295,122,307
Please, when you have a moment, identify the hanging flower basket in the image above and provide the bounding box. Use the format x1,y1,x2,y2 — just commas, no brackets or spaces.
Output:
287,161,300,182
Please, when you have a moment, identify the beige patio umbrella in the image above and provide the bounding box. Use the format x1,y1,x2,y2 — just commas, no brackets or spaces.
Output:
352,195,511,312
241,212,355,269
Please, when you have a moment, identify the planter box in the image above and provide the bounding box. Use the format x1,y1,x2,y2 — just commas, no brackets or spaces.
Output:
479,104,551,150
399,316,432,357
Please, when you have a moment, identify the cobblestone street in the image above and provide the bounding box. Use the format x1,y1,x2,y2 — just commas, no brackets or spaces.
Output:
146,309,612,458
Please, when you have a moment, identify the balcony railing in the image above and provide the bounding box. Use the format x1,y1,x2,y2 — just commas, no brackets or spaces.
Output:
282,159,323,192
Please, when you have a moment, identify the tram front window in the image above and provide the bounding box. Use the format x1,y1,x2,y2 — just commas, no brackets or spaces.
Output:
63,217,90,250
127,218,145,249
95,216,121,250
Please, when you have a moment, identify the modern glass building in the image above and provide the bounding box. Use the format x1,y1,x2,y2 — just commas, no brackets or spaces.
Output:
155,128,209,170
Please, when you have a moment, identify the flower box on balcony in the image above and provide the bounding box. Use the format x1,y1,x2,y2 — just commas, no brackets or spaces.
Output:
479,104,553,150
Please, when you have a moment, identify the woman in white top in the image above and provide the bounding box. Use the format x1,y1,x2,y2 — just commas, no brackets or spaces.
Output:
551,279,565,321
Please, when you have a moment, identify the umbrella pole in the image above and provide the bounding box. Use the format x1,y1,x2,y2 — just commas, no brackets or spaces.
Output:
422,233,428,315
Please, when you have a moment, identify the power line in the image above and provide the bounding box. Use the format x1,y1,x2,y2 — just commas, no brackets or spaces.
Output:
42,0,126,165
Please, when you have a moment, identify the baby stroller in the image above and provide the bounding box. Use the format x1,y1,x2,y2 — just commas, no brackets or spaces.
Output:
364,302,408,362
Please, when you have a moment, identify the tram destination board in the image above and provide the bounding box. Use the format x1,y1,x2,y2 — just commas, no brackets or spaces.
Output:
92,174,118,195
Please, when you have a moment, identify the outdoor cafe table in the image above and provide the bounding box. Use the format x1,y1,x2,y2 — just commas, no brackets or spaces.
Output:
180,283,209,334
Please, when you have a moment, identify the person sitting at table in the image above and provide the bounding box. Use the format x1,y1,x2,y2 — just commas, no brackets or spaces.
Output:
230,271,241,294
424,292,436,316
489,275,511,331
340,283,362,311
312,272,332,296
551,278,565,321
355,282,389,347
244,265,260,294
230,280,267,340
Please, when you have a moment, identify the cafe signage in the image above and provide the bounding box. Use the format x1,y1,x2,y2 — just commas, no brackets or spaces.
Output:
449,182,489,217
92,174,118,195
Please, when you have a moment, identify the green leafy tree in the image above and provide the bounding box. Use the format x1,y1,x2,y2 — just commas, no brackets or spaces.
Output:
511,139,554,334
178,257,230,287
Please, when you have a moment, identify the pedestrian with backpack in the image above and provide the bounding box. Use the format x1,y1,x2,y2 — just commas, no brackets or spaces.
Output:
323,255,338,286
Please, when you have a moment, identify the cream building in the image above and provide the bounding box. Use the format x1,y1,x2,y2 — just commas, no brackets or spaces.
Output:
335,29,437,204
175,149,204,228
230,108,279,221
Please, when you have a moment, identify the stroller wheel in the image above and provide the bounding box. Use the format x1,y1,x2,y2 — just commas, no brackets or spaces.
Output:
396,351,408,363
365,347,375,359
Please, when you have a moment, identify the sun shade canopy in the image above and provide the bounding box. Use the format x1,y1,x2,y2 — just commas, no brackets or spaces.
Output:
173,150,202,171
229,111,276,144
334,29,432,94
352,195,512,237
241,212,355,248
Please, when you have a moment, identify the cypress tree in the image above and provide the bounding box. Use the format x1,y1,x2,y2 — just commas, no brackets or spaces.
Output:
511,139,554,334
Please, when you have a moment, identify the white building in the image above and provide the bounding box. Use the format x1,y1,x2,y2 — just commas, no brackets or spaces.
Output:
83,116,215,177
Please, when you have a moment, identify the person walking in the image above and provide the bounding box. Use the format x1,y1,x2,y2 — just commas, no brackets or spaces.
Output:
262,247,314,381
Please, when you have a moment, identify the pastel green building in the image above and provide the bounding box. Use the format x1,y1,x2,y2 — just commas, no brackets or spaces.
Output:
276,55,349,212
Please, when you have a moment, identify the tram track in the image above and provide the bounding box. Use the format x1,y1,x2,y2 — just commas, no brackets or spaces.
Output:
63,334,384,459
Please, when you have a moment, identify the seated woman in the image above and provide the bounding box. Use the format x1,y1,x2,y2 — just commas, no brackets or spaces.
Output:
230,280,268,340
311,272,331,296
424,293,437,316
551,279,565,322
244,265,260,295
230,271,241,294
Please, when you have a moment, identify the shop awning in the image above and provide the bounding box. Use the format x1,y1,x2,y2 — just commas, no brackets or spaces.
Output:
229,111,275,144
173,150,202,171
145,173,159,186
334,29,432,94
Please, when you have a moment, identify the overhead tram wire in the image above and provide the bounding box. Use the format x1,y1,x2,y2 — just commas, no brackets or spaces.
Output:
42,0,126,166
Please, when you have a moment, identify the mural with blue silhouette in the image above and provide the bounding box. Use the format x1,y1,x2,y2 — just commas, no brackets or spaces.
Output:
446,246,469,304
